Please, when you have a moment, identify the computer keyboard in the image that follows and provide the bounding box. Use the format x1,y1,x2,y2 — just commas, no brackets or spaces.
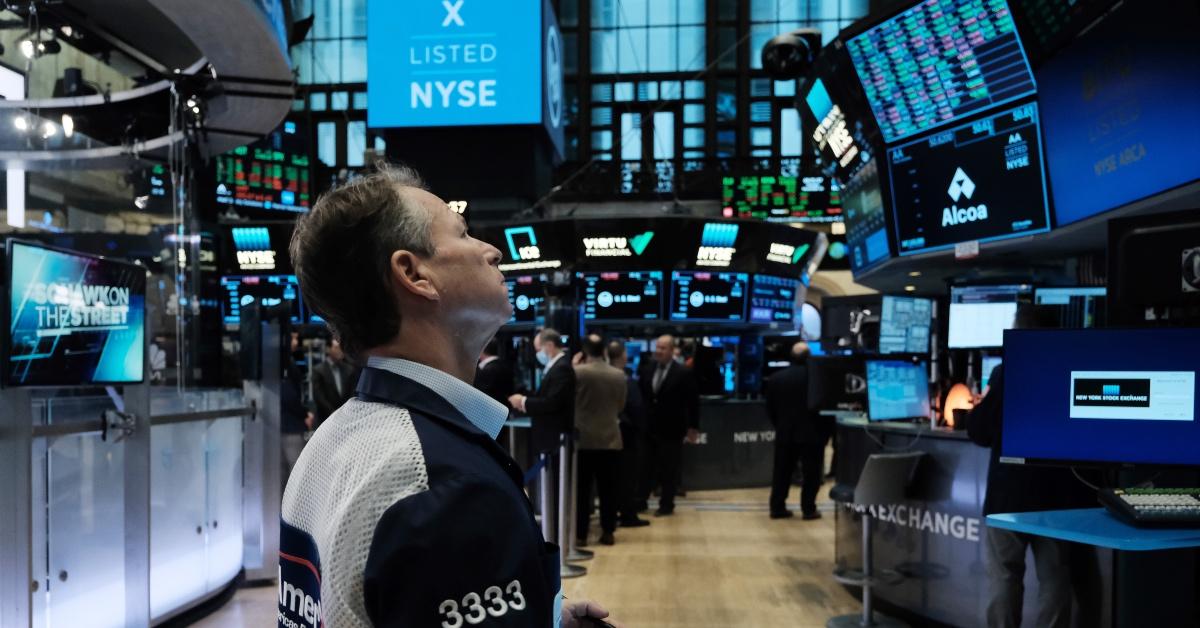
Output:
1099,488,1200,527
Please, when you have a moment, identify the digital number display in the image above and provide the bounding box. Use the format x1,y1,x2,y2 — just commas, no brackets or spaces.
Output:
722,175,843,223
215,123,311,214
580,271,664,322
748,274,799,324
670,271,748,323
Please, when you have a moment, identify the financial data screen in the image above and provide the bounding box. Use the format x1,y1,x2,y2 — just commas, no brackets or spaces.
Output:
214,124,311,214
723,175,843,223
846,0,1036,143
867,360,931,421
841,159,892,274
220,275,304,325
580,271,664,322
506,275,544,325
670,271,748,323
948,284,1030,348
879,296,933,354
748,274,799,324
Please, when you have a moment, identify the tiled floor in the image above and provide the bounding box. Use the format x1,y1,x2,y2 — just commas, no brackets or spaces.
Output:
189,486,855,627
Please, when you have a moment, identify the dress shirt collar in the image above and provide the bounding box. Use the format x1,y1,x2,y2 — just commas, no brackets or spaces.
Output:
366,356,507,440
543,351,566,375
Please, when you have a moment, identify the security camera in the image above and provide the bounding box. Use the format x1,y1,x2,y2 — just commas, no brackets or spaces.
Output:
761,28,822,80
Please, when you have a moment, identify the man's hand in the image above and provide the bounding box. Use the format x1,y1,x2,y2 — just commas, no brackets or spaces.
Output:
507,394,527,413
686,428,700,444
562,599,620,628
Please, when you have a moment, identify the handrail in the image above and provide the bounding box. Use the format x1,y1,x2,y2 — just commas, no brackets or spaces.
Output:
29,405,255,438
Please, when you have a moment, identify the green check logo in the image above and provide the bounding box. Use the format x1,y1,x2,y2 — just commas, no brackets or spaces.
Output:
791,244,810,265
629,231,655,255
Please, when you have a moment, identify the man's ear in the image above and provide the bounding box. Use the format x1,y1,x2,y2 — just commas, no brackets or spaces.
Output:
390,250,440,302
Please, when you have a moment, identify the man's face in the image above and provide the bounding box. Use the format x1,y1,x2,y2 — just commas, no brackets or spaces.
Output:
328,339,344,362
409,188,510,329
654,336,674,365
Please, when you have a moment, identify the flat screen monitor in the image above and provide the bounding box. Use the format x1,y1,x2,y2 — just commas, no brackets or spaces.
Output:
948,284,1032,348
866,360,930,421
845,0,1037,143
1037,1,1200,227
669,271,748,323
506,275,544,326
842,159,892,274
748,274,798,324
1034,286,1106,329
1001,328,1200,466
722,175,843,223
887,103,1050,256
579,271,664,322
879,296,933,355
220,275,304,325
981,355,1003,390
6,240,146,386
214,121,311,214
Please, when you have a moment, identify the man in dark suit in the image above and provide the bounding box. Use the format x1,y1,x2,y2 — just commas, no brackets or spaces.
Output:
509,328,575,455
311,338,360,430
608,340,651,528
474,338,516,406
637,334,699,516
764,342,825,520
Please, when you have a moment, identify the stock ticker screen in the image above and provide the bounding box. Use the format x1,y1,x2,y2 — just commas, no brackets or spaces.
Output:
214,123,312,214
841,159,892,274
723,175,843,223
670,271,749,323
580,271,664,322
846,0,1037,143
506,275,545,326
220,275,304,325
887,103,1049,255
748,274,799,325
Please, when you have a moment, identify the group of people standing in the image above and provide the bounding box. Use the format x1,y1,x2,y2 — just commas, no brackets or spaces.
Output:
479,330,700,546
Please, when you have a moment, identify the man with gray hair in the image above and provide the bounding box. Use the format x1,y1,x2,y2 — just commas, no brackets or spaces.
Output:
279,165,615,628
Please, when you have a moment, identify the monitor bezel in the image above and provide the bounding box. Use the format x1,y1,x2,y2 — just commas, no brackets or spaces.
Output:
4,238,147,388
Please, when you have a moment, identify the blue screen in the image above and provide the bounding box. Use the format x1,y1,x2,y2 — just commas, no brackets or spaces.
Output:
867,360,930,421
367,0,543,127
846,0,1036,143
7,241,145,386
1001,329,1200,466
842,159,892,274
1038,1,1200,227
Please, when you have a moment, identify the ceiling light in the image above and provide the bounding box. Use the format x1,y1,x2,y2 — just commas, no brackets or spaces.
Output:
60,25,73,37
831,221,846,236
39,40,61,55
41,121,56,138
19,39,34,59
13,116,28,132
908,271,921,277
185,97,197,109
134,195,150,210
61,114,74,138
904,285,916,292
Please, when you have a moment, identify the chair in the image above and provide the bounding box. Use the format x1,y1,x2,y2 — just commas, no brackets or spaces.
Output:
827,451,924,628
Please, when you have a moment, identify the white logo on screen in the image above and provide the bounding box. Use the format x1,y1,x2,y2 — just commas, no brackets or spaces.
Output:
689,291,705,308
442,0,464,27
943,167,988,227
947,167,975,202
597,291,614,308
546,25,563,128
515,295,530,311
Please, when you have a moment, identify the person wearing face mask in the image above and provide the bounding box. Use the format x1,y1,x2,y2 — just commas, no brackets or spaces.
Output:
280,165,616,628
509,329,576,457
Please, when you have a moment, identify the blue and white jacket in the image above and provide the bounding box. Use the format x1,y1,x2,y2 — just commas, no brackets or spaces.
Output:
279,358,561,627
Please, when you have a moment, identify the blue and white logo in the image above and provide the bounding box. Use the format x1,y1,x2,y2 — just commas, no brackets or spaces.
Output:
1103,384,1121,396
504,226,539,261
696,223,739,267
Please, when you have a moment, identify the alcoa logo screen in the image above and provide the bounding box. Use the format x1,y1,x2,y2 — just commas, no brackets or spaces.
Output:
583,231,654,257
942,168,987,227
500,226,561,272
233,227,277,271
696,223,738,267
766,242,810,266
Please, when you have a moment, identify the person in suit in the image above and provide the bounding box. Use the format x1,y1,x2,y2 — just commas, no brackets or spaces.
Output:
475,338,516,406
637,334,700,516
764,342,825,520
311,338,360,430
572,334,627,546
608,340,651,528
509,328,575,455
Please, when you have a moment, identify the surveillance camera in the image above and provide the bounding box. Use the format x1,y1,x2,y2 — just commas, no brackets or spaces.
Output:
761,28,823,80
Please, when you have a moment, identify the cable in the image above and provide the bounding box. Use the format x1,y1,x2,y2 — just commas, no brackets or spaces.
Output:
1071,467,1100,492
860,423,922,452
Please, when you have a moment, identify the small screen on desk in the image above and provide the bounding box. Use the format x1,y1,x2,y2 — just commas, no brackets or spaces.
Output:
867,360,930,421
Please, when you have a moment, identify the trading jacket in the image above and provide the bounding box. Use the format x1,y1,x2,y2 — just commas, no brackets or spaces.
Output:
279,357,561,627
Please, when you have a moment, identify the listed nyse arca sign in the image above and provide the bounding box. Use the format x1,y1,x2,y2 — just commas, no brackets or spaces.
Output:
368,0,544,127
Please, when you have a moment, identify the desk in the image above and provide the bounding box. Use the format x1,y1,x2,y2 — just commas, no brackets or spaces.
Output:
986,509,1199,626
987,509,1200,552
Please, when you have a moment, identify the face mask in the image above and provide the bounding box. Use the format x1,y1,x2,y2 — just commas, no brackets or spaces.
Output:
536,350,550,366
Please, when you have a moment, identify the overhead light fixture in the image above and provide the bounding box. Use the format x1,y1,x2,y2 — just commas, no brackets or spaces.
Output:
41,121,56,138
13,116,28,132
904,285,916,292
134,195,150,210
60,25,73,38
19,39,34,59
61,114,74,138
38,40,61,55
908,271,921,277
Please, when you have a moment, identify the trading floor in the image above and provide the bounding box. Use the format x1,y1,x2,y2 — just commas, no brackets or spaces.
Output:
195,487,855,628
